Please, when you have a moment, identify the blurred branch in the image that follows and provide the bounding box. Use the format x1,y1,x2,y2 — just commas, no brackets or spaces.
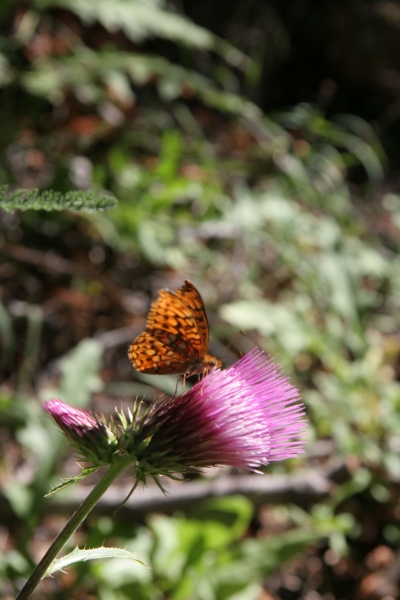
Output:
3,244,86,277
9,461,354,521
93,469,336,515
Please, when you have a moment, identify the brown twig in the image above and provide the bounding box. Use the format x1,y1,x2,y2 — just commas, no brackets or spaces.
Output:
40,462,351,519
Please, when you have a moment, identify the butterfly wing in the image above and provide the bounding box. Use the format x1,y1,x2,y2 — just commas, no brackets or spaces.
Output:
129,282,204,374
128,331,193,374
174,280,210,350
175,282,222,374
128,280,219,376
145,283,207,358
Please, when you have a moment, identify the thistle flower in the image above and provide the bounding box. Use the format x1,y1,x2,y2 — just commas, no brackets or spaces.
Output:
44,349,306,480
43,398,118,465
135,348,306,476
31,350,306,600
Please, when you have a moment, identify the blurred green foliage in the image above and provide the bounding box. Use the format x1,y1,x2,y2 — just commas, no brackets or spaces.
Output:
90,499,318,600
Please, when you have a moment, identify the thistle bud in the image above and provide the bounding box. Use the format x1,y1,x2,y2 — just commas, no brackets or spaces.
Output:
43,398,118,466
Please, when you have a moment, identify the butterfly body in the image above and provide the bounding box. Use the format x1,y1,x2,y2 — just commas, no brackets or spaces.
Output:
128,280,222,376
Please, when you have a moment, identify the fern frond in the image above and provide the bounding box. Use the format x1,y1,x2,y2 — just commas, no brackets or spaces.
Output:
22,50,262,123
0,187,117,212
33,0,249,69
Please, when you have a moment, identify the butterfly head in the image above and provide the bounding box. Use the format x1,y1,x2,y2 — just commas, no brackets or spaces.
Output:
186,353,223,377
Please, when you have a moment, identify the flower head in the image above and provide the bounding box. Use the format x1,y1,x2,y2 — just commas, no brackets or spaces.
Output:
44,349,306,483
43,398,118,465
136,348,306,474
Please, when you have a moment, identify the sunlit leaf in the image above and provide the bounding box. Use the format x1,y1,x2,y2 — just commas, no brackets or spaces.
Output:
44,546,146,578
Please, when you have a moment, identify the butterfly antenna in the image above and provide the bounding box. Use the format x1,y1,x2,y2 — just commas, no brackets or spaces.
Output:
225,329,246,355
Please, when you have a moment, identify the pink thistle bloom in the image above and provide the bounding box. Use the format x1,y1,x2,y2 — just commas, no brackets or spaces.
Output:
43,349,306,479
43,398,117,465
141,348,306,472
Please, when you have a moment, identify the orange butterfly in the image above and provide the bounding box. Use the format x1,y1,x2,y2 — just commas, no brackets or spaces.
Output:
128,280,222,377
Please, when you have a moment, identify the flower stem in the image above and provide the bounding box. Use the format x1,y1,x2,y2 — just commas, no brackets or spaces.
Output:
15,458,132,600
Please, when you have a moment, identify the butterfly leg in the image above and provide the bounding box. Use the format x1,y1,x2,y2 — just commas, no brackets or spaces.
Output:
173,378,180,397
172,374,187,397
181,373,187,394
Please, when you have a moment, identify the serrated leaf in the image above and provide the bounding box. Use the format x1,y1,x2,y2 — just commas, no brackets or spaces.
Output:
45,467,99,497
44,546,146,578
0,186,117,212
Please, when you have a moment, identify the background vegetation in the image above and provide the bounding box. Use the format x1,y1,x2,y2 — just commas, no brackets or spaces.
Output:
1,1,400,598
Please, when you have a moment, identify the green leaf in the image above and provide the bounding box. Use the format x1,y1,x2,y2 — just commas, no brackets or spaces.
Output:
44,546,146,578
190,496,254,547
0,549,30,577
45,467,100,497
59,339,103,407
0,186,117,212
220,300,311,355
319,252,360,326
216,528,316,585
2,482,34,518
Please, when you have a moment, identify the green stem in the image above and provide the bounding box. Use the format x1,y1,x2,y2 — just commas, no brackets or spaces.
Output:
15,458,131,600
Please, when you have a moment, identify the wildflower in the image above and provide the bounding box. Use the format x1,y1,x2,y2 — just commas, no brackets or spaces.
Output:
32,349,306,600
135,348,306,475
44,349,306,479
43,398,118,465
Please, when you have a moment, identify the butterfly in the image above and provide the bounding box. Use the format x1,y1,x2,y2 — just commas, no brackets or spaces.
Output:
128,280,222,377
